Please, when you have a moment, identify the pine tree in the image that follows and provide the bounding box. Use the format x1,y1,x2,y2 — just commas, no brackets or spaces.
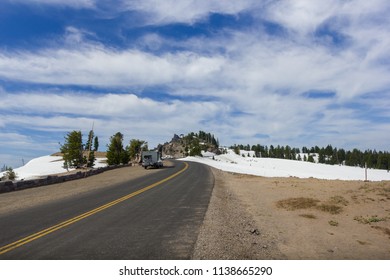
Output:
93,136,99,151
128,139,148,160
60,130,85,169
85,130,94,152
87,150,95,167
107,132,129,165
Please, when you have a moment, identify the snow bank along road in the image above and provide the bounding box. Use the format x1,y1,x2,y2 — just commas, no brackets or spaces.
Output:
0,161,214,259
181,151,390,181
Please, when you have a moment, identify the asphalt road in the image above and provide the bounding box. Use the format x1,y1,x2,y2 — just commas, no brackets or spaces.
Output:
0,160,214,259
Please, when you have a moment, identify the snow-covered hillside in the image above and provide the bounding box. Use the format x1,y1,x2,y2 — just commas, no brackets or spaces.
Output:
181,150,390,181
2,151,390,182
1,155,107,181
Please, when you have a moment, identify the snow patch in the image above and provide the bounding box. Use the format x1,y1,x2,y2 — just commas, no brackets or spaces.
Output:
1,155,107,181
180,150,390,181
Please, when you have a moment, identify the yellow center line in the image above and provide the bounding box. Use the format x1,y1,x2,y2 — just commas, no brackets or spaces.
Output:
0,162,189,256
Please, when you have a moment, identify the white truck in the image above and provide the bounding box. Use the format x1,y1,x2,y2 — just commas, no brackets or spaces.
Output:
141,151,163,169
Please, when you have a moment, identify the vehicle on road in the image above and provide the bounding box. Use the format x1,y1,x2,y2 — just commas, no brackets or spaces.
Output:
141,151,163,169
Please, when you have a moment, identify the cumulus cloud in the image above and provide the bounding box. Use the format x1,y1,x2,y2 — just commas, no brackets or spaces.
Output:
0,91,227,151
0,45,225,87
6,0,95,8
1,0,389,167
120,0,261,25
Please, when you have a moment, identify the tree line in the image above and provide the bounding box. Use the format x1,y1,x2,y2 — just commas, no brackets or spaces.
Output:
60,130,148,169
231,144,390,170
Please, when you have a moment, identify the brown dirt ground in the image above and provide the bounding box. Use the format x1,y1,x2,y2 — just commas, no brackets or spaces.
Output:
193,168,390,260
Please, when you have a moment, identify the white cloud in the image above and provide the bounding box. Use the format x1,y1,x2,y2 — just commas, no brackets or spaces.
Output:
7,0,95,8
0,46,225,87
121,0,260,25
0,91,227,150
1,0,389,162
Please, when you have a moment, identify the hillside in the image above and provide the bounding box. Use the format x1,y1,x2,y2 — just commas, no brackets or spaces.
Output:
180,149,390,181
161,131,219,158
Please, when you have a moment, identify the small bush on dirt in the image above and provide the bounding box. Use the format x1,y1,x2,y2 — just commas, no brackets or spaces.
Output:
299,214,317,219
329,220,339,226
276,197,320,211
329,196,349,206
354,215,387,224
317,204,343,214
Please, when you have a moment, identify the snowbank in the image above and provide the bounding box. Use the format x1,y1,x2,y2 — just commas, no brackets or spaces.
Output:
1,155,108,181
181,150,390,181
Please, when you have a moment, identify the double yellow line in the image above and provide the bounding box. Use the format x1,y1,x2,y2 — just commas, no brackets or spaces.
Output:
0,162,189,256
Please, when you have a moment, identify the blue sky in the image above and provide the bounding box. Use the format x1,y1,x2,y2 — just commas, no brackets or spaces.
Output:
1,0,390,168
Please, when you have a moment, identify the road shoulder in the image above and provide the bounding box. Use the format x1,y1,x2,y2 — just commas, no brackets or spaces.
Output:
193,168,285,259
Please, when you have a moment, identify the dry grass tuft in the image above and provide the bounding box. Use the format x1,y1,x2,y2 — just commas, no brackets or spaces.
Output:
329,196,349,206
317,203,343,214
299,214,317,219
328,220,339,226
354,215,387,224
371,226,390,239
276,197,320,211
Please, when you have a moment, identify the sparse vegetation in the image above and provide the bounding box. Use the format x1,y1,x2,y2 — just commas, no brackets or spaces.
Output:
1,167,17,181
371,226,390,238
299,214,317,219
277,196,344,214
354,215,387,224
276,197,320,210
317,203,343,214
328,220,339,226
329,196,349,206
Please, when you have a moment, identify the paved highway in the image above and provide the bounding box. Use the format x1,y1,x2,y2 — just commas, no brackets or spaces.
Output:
0,161,214,259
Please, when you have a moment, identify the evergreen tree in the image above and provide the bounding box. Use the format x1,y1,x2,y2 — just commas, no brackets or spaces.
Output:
190,138,202,156
93,136,99,151
337,148,346,165
308,154,315,163
87,150,95,167
85,130,94,152
233,145,240,155
60,130,85,169
84,130,97,167
128,139,148,160
106,132,129,165
318,149,326,164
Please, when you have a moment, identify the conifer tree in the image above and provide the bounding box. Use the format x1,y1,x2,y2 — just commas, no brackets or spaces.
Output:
94,136,99,151
128,139,148,160
60,130,85,169
107,132,129,165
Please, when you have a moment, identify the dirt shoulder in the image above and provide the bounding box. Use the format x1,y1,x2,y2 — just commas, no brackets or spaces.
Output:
194,168,390,260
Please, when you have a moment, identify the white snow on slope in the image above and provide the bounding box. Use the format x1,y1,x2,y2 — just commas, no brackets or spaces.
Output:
2,151,389,182
1,155,108,181
182,150,390,181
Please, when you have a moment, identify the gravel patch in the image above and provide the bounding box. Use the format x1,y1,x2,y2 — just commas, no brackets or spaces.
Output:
192,168,285,259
